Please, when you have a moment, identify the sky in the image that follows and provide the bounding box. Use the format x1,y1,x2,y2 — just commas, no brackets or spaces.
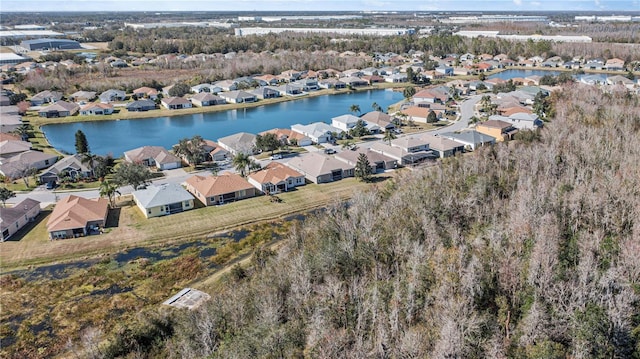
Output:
1,0,639,12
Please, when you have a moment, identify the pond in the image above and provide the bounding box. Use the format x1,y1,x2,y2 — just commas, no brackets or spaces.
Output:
42,89,404,157
488,68,613,83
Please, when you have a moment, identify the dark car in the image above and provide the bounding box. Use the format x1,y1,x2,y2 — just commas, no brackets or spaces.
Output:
45,181,56,190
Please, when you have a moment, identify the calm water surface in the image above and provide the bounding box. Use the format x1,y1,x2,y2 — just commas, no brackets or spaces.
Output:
488,69,611,82
42,90,403,156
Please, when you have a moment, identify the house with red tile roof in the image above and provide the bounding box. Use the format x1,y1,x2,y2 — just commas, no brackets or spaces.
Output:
47,195,109,240
184,173,256,206
247,162,306,194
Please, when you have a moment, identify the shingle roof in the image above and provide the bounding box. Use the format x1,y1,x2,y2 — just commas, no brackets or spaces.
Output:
185,173,253,197
133,183,193,209
286,152,354,178
0,198,40,232
440,130,496,145
47,195,108,232
248,162,303,185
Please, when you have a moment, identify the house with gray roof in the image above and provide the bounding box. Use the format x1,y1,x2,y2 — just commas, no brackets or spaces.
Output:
285,152,354,184
218,90,257,104
335,148,397,173
132,183,194,218
360,111,396,132
0,150,58,179
30,90,63,105
0,114,22,133
218,132,257,155
439,130,496,151
191,84,222,94
161,96,192,110
190,93,226,107
69,90,96,102
99,89,126,103
369,141,436,166
489,114,543,130
415,134,465,158
0,140,31,159
250,86,280,100
291,122,340,144
37,101,79,118
1,198,40,241
124,146,182,170
126,99,157,112
38,154,94,185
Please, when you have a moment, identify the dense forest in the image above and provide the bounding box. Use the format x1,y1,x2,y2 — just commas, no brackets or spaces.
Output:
71,84,640,358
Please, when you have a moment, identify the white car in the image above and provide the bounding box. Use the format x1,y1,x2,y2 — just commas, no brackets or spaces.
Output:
270,154,283,160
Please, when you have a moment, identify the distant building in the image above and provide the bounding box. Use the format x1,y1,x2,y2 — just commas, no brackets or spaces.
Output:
20,38,82,51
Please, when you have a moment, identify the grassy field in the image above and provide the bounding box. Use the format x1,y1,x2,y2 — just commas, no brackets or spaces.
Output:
1,173,395,269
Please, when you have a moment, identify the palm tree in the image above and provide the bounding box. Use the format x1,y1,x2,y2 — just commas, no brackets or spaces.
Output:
383,130,397,145
349,104,361,115
99,180,120,208
371,102,383,112
81,152,100,179
232,153,251,177
11,124,30,141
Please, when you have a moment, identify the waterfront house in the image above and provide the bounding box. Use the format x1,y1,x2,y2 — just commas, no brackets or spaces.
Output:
191,93,226,107
202,140,230,162
318,78,346,89
341,77,369,87
400,106,442,123
47,195,109,240
161,96,192,110
247,162,306,194
184,173,256,206
253,74,280,86
249,86,280,100
272,83,304,97
291,122,340,144
0,198,40,241
331,114,361,132
124,146,182,170
605,58,625,71
126,99,156,112
132,183,194,218
214,80,238,92
79,103,114,116
218,90,257,104
37,101,79,118
218,132,257,155
190,84,222,94
285,152,354,184
360,111,396,132
0,114,22,133
259,128,312,147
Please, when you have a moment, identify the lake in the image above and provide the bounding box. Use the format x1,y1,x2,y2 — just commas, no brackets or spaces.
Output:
42,89,403,156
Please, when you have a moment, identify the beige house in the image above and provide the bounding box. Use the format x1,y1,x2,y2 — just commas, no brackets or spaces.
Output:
47,195,109,240
132,183,195,219
248,162,306,194
184,173,256,206
476,119,519,142
285,152,354,184
1,198,40,241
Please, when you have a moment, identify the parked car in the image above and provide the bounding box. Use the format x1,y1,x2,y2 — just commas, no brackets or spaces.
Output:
324,148,336,154
270,154,283,160
45,181,56,190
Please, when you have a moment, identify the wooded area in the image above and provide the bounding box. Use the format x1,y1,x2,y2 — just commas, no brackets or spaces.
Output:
68,83,640,358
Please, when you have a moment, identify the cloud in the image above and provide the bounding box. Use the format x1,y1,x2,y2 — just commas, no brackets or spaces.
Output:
513,0,523,5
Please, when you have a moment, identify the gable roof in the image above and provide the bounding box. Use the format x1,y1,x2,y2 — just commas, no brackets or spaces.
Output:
47,195,108,232
133,183,194,208
416,134,464,152
41,154,92,175
162,96,191,106
0,198,40,232
218,132,256,154
0,140,32,155
248,162,304,185
286,152,354,178
185,173,253,197
124,146,180,165
39,100,79,113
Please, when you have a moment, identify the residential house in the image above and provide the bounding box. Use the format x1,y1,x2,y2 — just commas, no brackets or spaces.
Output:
190,93,226,107
0,198,40,241
384,73,408,83
184,173,256,206
476,119,519,142
293,78,319,91
331,114,362,132
161,85,175,96
259,128,312,147
250,86,280,100
133,87,159,100
585,58,605,70
273,84,304,97
38,154,94,185
488,114,543,130
191,84,222,94
413,88,449,104
416,134,465,158
248,162,306,194
218,132,257,155
37,101,79,118
0,140,31,159
124,146,182,170
318,78,347,89
291,122,340,144
126,99,157,112
439,130,496,151
132,183,194,218
0,95,10,106
369,141,435,166
605,58,625,71
335,148,397,173
360,111,396,132
435,66,454,76
580,75,605,85
278,70,303,82
218,90,257,104
79,103,114,116
0,150,58,179
341,77,369,87
285,152,354,184
99,89,126,103
30,90,63,105
401,106,442,123
69,90,96,102
47,195,109,240
202,140,230,161
606,75,635,89
253,74,280,86
0,114,22,133
161,97,192,110
214,80,238,91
